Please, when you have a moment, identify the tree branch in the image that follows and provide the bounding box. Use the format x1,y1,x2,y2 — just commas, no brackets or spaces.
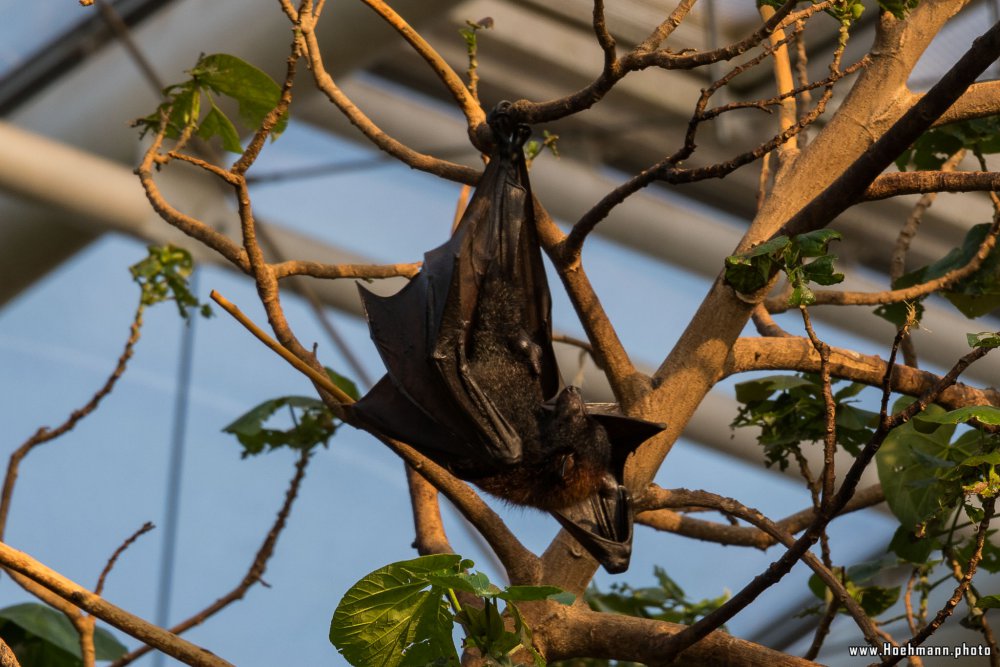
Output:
933,80,1000,126
723,336,1000,409
635,484,885,549
0,541,233,667
111,450,311,666
534,601,821,666
781,20,1000,238
638,486,883,649
296,8,482,182
863,170,1000,201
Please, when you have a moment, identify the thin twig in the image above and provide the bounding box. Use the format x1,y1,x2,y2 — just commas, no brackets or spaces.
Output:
209,291,352,404
0,541,233,667
111,450,312,666
800,307,836,510
0,299,145,540
95,522,155,597
880,498,996,666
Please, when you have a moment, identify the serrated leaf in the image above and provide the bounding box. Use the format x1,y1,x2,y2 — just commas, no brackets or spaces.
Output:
129,245,209,320
978,595,1000,609
330,555,462,667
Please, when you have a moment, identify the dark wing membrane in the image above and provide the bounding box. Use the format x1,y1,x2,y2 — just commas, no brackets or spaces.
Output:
353,131,559,473
436,143,559,400
541,401,664,572
551,486,634,574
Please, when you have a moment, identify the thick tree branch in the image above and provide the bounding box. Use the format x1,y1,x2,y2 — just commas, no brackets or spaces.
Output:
781,20,1000,238
933,80,1000,126
863,170,1000,201
636,484,885,549
724,336,1000,409
533,601,821,666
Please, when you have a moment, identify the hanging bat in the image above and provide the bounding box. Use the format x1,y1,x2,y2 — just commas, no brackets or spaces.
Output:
349,102,664,573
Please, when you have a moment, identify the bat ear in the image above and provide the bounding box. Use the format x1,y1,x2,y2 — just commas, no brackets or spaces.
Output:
589,411,666,454
551,486,634,574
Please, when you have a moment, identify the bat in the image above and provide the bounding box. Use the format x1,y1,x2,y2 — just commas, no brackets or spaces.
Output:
349,102,664,573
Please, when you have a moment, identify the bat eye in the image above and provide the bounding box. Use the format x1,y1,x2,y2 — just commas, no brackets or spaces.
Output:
558,453,576,480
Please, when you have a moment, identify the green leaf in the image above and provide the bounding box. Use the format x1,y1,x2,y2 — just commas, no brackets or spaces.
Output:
795,230,843,258
888,525,938,564
877,0,920,20
978,595,1000,610
733,375,813,404
129,245,210,319
807,565,899,618
968,332,1000,349
191,54,287,138
223,395,338,457
326,368,361,401
920,405,1000,426
874,300,924,328
197,100,243,153
733,373,876,468
330,555,462,667
801,255,845,286
889,222,1000,319
498,585,572,603
583,567,728,628
0,603,127,665
724,236,790,294
958,533,1000,574
876,404,959,529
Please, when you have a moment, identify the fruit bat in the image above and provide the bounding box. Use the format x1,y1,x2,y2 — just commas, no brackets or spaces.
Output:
349,102,665,573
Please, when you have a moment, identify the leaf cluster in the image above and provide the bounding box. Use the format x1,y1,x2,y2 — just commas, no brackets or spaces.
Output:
0,603,125,667
129,245,211,319
329,555,573,667
877,400,1000,564
724,230,844,306
134,53,287,153
731,374,876,470
223,368,358,457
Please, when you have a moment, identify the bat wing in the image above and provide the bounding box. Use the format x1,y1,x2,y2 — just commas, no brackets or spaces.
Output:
551,487,634,574
352,104,558,476
545,402,665,573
